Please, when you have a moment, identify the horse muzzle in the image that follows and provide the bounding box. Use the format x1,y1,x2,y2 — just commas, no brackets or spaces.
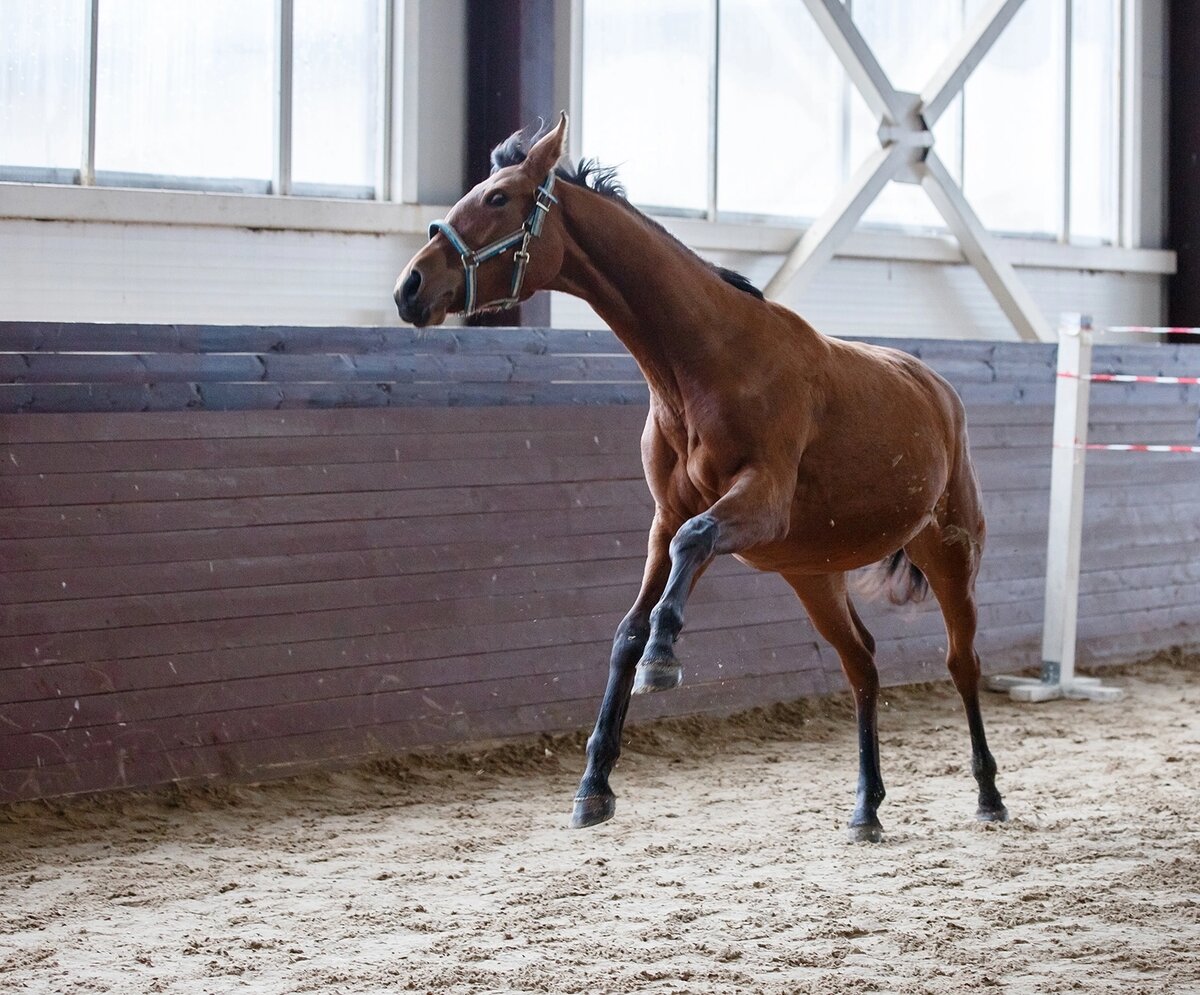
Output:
393,266,452,327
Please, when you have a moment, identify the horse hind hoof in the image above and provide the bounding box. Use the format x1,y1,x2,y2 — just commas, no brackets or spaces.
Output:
632,659,683,695
976,804,1009,824
570,793,615,829
846,822,884,844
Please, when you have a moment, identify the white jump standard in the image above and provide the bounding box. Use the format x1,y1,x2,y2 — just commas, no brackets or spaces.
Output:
989,314,1200,703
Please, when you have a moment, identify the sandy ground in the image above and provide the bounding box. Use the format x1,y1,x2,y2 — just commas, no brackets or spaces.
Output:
2,654,1198,995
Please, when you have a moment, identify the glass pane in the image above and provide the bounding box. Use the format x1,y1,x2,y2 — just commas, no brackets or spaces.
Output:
292,0,379,190
717,0,843,219
849,0,962,229
0,0,85,170
95,0,274,182
581,0,711,211
962,0,1064,236
1070,0,1119,243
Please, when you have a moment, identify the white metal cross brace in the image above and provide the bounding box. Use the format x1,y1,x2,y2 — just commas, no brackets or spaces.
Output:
765,0,1054,343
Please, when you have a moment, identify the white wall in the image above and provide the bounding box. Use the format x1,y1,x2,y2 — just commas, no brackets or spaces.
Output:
0,218,427,327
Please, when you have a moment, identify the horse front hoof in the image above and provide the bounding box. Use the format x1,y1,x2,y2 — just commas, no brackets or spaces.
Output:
570,793,616,828
846,821,884,844
976,804,1009,823
632,658,683,695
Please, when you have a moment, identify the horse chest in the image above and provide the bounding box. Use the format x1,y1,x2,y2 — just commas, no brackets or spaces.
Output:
680,451,725,507
645,421,728,516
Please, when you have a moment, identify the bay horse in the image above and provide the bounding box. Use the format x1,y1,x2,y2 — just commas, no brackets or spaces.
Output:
393,114,1007,842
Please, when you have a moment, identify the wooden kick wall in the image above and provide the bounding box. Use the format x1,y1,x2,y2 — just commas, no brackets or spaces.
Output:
1,324,1198,803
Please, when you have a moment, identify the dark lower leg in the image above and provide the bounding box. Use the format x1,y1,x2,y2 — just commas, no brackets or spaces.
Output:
954,669,1007,820
571,614,650,827
849,685,887,840
790,575,887,842
904,526,1007,824
846,600,885,834
572,514,675,828
634,515,718,693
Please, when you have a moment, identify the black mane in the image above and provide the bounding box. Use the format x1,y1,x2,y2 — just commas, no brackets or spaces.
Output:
491,127,765,301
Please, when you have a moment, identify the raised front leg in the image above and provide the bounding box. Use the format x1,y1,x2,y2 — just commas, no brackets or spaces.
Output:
571,514,674,828
632,515,715,693
634,471,791,694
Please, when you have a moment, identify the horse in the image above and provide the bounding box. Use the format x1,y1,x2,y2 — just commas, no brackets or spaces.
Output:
393,113,1008,842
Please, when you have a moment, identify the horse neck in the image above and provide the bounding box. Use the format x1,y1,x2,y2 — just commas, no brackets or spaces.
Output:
548,184,765,407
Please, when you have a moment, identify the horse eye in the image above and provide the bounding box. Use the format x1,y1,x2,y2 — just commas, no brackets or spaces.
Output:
486,191,508,208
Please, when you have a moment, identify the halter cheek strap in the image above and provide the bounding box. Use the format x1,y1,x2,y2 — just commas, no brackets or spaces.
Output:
427,171,558,317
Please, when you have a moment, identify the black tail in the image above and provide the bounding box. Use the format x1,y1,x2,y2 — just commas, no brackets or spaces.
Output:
860,549,930,605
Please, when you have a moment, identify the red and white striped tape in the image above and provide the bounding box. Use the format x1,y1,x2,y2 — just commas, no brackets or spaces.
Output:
1057,443,1200,454
1058,372,1200,386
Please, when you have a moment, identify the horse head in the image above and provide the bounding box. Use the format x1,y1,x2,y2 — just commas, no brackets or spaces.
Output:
393,113,569,327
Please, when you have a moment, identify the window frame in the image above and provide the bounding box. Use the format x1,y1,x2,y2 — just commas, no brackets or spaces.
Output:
572,0,1137,247
0,0,398,201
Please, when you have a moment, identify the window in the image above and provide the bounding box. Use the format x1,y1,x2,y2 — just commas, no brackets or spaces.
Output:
292,0,380,192
579,0,711,212
0,0,389,198
94,0,276,189
716,0,842,220
961,0,1065,237
0,0,87,178
1068,0,1120,243
579,0,1126,243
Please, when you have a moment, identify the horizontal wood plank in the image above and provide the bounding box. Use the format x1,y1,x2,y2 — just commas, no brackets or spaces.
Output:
1,329,1197,802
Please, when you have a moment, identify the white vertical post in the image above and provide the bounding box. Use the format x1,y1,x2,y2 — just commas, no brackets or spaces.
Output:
273,0,295,197
397,0,422,204
1059,0,1073,243
989,313,1122,702
1041,313,1092,688
1118,0,1143,249
375,0,396,202
705,0,721,221
81,0,99,187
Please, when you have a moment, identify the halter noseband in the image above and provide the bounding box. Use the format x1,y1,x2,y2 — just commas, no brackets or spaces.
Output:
427,171,558,317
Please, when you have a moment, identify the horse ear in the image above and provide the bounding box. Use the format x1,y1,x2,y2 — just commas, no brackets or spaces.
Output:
523,112,569,177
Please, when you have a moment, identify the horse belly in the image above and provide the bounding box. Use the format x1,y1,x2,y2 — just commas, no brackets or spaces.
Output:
734,504,928,574
740,436,949,574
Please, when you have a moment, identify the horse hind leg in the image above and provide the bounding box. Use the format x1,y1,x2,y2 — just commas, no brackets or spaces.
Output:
904,515,1008,823
786,572,887,843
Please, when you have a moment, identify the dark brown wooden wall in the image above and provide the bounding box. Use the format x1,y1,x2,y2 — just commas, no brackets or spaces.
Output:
2,325,1198,802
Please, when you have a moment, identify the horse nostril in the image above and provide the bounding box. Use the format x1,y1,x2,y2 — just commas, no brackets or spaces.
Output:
399,268,422,305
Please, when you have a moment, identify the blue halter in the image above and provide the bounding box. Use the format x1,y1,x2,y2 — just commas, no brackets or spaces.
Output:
427,171,558,317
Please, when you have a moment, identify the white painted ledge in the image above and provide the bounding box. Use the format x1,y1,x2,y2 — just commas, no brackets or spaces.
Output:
0,182,450,236
0,181,1176,276
663,216,1177,277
